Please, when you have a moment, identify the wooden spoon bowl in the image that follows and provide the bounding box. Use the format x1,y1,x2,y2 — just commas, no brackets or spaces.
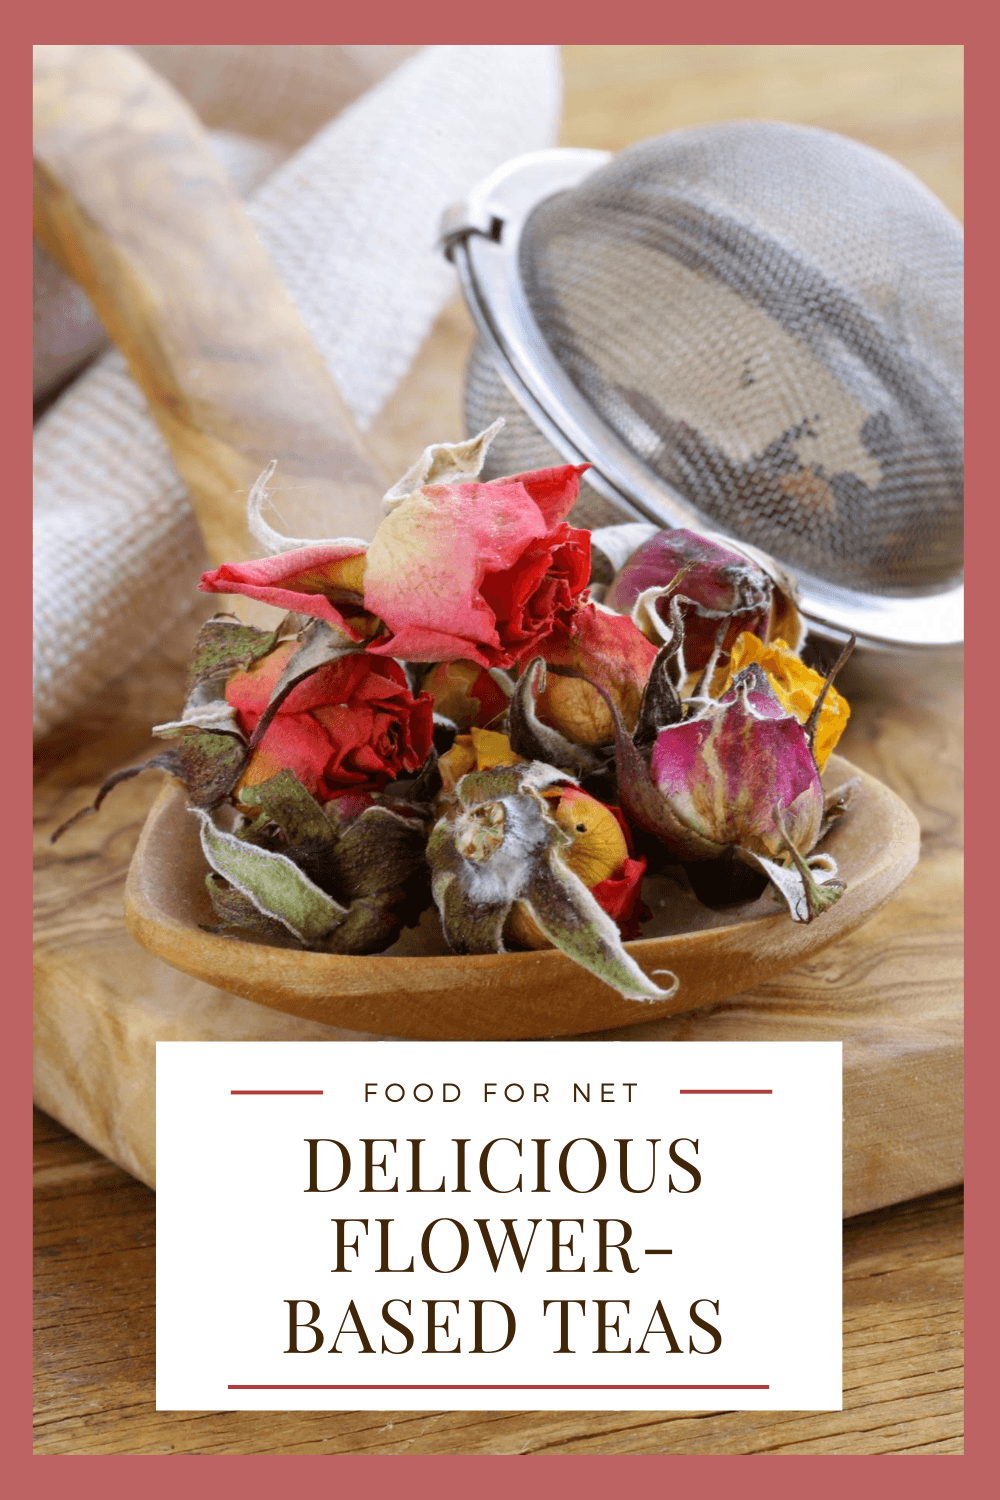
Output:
124,753,919,1039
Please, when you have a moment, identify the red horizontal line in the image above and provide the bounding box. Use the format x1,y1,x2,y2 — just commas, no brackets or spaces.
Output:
678,1089,772,1094
227,1384,769,1391
230,1090,324,1095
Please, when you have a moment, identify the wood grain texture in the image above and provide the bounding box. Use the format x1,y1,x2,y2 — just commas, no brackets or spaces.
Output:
559,45,964,221
33,1109,963,1455
33,43,963,1454
33,44,388,562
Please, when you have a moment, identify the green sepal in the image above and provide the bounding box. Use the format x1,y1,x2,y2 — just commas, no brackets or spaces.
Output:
151,726,249,807
518,844,676,1003
508,657,602,776
201,791,431,953
204,873,295,945
237,770,335,845
431,868,510,955
739,806,846,923
195,810,347,945
331,805,430,901
185,614,283,697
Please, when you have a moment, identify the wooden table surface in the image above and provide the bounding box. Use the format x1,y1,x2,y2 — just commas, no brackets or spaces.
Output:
33,44,964,1456
33,1107,963,1455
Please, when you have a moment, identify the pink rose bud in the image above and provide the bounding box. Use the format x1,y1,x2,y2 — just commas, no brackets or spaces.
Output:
648,666,823,862
605,529,800,673
611,663,845,923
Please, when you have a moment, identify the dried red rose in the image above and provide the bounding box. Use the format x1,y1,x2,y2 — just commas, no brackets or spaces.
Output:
226,644,433,803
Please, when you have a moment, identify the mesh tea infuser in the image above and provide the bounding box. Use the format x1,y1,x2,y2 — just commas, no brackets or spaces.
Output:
442,121,964,648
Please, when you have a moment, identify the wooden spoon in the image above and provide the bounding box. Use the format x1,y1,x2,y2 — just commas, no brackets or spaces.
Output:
124,754,920,1040
33,43,388,564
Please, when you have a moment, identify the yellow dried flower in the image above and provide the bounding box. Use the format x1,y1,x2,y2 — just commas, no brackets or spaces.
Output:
721,634,850,771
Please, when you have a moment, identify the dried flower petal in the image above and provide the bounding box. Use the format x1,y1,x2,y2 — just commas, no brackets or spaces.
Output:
649,667,824,861
226,642,434,803
720,634,850,771
200,547,369,637
421,659,511,732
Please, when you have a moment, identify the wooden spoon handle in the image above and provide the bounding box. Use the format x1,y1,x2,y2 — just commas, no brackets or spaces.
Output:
33,44,388,564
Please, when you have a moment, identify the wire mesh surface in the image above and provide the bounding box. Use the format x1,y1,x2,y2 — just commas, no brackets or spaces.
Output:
465,121,963,594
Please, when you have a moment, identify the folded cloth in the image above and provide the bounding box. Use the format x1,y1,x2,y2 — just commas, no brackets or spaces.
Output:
33,44,562,738
33,45,418,403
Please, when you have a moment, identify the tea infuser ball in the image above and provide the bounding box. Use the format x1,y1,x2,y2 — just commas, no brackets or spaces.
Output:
443,121,963,648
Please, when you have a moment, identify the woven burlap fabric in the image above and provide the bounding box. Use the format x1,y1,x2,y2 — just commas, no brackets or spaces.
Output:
33,44,562,738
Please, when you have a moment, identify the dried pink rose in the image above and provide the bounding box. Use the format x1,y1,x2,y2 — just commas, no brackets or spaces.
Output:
200,547,369,638
363,465,590,668
614,663,845,922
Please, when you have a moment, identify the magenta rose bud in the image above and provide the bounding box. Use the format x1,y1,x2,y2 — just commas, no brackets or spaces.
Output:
604,529,776,672
648,666,824,862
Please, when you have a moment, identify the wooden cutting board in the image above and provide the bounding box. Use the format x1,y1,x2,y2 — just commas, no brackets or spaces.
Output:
32,294,964,1213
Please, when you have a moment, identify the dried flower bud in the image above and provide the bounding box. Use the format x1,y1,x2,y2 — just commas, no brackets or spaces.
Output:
421,660,511,732
534,604,659,746
605,528,802,672
197,770,430,954
718,634,849,771
427,762,671,1002
649,667,824,861
610,664,844,923
507,785,645,948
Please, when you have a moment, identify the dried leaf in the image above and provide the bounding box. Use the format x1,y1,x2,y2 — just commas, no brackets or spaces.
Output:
237,770,335,845
50,728,247,842
432,870,510,955
147,727,249,808
517,847,676,1003
330,805,429,900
